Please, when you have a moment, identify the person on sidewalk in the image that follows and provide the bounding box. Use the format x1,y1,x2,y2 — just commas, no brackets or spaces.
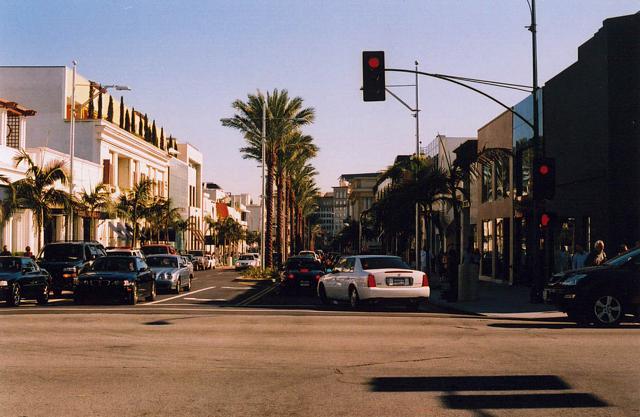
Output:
571,244,588,270
445,245,459,302
0,245,11,256
24,246,34,259
585,240,607,267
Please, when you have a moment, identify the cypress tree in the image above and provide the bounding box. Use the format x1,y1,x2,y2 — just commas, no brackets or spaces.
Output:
130,107,135,134
124,109,130,131
152,121,158,146
97,92,103,119
160,127,165,150
138,115,143,136
119,96,124,128
88,84,95,119
144,114,150,141
107,96,114,122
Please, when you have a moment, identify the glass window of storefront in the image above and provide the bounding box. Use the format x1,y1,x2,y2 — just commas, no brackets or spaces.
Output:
481,220,493,276
482,163,492,202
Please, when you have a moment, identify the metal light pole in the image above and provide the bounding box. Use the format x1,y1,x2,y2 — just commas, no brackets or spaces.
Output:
414,60,420,270
67,60,77,242
260,100,266,270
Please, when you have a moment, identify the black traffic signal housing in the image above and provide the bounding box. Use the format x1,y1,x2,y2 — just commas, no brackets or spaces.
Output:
539,211,556,229
362,51,385,101
533,157,556,200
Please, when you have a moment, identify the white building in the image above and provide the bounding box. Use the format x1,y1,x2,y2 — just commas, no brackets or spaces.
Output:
0,66,175,247
170,143,203,251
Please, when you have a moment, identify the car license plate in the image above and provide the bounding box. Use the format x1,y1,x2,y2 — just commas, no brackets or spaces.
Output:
299,281,310,287
387,277,409,286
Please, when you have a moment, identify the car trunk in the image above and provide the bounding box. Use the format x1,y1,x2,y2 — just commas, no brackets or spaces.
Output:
366,269,421,288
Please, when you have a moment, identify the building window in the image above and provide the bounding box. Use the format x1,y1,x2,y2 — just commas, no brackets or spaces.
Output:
482,163,492,202
495,155,510,199
481,220,493,276
6,114,20,149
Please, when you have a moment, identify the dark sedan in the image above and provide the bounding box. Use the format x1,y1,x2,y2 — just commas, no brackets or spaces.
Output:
0,256,51,306
281,256,325,294
544,247,640,326
74,256,156,305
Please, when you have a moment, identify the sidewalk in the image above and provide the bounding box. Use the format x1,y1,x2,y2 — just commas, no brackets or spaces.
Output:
429,277,565,320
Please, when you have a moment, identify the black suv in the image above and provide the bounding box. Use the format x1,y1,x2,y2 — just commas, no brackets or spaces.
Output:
37,241,107,296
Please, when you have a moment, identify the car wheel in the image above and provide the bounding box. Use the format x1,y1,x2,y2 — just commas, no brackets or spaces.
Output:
590,294,624,326
128,283,138,305
7,283,21,307
349,287,360,310
146,282,156,302
318,284,330,305
174,279,182,294
37,283,50,305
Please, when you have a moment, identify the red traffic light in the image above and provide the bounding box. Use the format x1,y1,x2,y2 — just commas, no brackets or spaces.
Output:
539,165,550,175
368,57,380,69
541,213,551,227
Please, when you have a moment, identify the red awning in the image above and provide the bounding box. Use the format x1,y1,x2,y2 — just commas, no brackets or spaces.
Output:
216,202,229,219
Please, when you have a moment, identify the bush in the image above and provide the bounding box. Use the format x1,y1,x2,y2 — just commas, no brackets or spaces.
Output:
242,267,279,281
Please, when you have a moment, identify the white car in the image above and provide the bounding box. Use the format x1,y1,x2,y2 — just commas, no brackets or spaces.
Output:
107,248,144,258
298,250,320,262
235,254,260,270
317,255,429,310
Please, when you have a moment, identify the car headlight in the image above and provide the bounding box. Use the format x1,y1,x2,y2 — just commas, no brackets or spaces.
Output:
0,280,8,287
121,280,131,286
561,274,587,286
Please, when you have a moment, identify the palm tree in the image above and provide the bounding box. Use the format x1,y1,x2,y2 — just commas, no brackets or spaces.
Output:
117,178,153,248
74,184,112,241
12,150,69,250
221,89,314,267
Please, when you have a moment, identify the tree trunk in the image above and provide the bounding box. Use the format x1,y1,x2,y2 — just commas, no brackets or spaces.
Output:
275,167,284,263
264,154,275,268
287,179,295,255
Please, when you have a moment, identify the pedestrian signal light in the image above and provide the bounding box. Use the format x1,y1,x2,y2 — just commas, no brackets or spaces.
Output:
539,212,556,228
362,51,386,102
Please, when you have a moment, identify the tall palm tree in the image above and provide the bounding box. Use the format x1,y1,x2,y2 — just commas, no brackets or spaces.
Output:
74,184,112,241
221,89,314,267
12,151,69,250
117,178,153,248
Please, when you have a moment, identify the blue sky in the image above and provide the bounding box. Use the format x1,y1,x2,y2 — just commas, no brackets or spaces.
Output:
1,0,638,199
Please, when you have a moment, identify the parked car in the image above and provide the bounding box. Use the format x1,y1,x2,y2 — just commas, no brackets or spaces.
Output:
37,241,106,296
544,247,640,326
0,256,51,306
74,256,156,305
204,254,216,270
141,244,177,256
181,255,194,275
317,255,430,310
146,255,192,294
235,254,260,270
298,250,320,261
188,250,206,271
280,256,324,293
107,248,144,258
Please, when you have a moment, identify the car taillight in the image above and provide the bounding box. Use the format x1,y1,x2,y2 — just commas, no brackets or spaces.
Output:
314,274,321,281
422,274,429,287
367,274,376,287
287,274,295,279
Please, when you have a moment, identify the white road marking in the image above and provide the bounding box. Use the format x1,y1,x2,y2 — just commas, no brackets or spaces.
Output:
221,286,250,290
183,297,227,302
144,286,217,305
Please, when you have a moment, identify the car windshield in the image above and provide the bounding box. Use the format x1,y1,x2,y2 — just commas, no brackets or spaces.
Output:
239,255,255,260
107,251,131,256
286,258,321,271
360,257,410,270
92,257,136,272
604,247,640,267
141,246,170,255
41,244,83,261
0,258,21,271
147,257,178,268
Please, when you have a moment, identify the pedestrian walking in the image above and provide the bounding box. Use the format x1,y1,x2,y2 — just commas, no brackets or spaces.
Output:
0,245,11,256
445,245,459,302
571,244,588,270
585,240,607,267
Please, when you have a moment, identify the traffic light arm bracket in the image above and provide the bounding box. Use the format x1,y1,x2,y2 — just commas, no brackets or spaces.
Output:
385,68,534,130
384,87,416,112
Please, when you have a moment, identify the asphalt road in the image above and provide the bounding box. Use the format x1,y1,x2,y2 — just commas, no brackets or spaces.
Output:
2,269,639,417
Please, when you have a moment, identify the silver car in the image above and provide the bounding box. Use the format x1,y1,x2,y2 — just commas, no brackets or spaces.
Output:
146,255,192,294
